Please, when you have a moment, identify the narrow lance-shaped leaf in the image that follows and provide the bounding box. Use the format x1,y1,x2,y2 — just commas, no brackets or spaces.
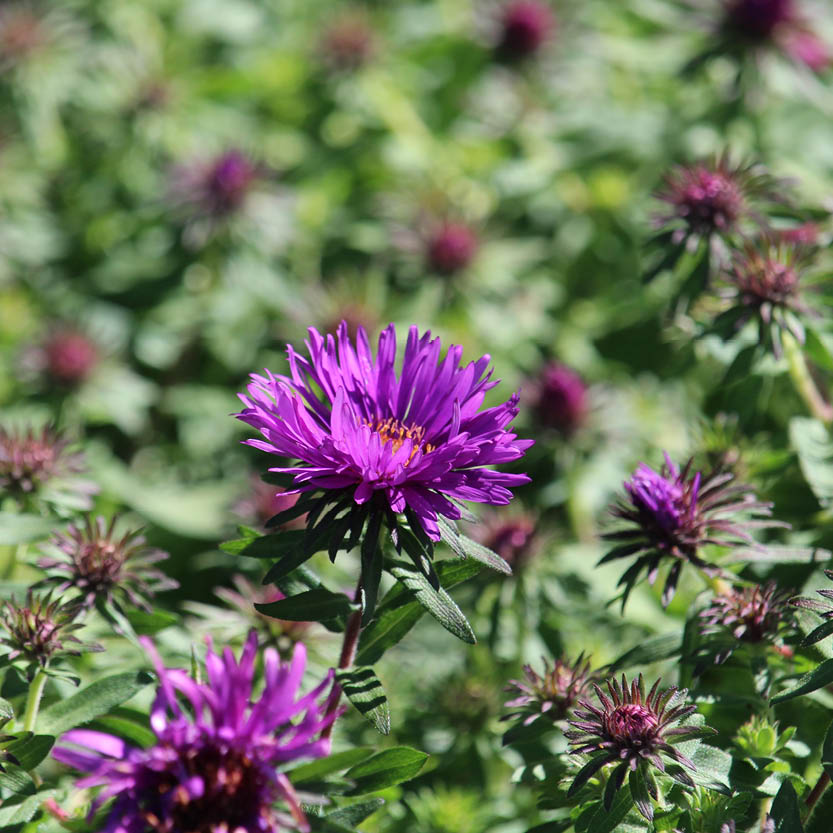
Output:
335,666,390,736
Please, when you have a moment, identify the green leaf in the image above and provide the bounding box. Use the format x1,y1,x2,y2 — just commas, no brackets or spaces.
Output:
790,417,833,508
608,633,682,671
344,746,429,795
221,529,307,559
585,786,647,833
388,560,475,644
437,517,512,574
0,697,13,725
629,767,653,821
0,514,55,546
4,733,54,771
123,608,179,635
769,779,804,832
0,765,35,796
360,512,383,624
771,658,833,704
821,720,833,783
356,559,481,666
87,708,156,748
38,671,154,736
255,588,358,623
325,799,385,827
289,748,376,786
0,789,58,827
336,667,390,735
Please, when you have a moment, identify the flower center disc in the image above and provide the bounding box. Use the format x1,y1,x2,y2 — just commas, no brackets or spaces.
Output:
607,703,659,746
369,417,434,464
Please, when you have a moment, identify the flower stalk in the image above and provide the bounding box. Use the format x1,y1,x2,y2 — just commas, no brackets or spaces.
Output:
22,669,47,733
782,330,832,423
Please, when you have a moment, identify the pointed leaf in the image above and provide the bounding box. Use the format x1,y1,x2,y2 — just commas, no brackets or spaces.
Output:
3,733,54,771
771,658,833,704
360,512,383,624
437,517,512,574
769,779,804,833
289,748,376,786
325,799,385,827
255,588,358,623
344,746,428,795
336,667,390,735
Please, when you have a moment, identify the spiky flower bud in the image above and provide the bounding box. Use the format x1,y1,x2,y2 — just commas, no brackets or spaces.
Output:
38,515,177,612
699,581,794,663
0,591,101,680
602,452,782,606
495,1,554,61
426,222,478,276
531,362,588,436
0,426,94,508
566,675,709,819
504,654,593,725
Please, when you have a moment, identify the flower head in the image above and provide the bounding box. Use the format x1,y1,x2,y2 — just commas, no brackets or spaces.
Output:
495,1,554,61
719,0,829,70
530,362,588,436
0,590,101,680
38,515,177,612
718,238,816,356
320,13,375,72
426,222,478,276
504,654,594,725
699,581,794,663
471,510,538,569
0,425,94,508
41,328,99,385
172,149,258,222
603,453,781,606
566,675,707,819
236,321,531,542
53,633,338,833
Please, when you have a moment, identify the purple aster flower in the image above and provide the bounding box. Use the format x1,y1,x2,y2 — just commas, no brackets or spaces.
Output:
602,453,782,606
566,675,709,820
717,238,817,358
699,581,795,664
41,328,99,385
495,0,554,61
504,654,594,725
53,633,338,833
426,222,479,276
38,515,178,613
530,362,588,436
236,321,531,543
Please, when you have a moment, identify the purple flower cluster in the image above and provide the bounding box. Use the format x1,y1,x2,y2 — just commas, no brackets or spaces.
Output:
54,633,337,833
531,362,588,436
236,321,531,541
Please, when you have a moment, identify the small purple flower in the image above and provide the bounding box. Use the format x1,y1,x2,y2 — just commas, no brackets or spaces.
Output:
41,328,99,385
566,675,709,820
699,581,794,663
495,0,554,61
172,149,258,222
531,362,588,436
504,654,594,725
38,515,178,612
320,14,375,72
426,222,478,276
718,238,816,357
236,321,531,542
53,633,338,833
603,453,781,606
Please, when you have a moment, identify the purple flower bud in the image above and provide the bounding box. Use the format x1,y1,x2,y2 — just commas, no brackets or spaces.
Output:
426,222,478,275
532,362,588,436
504,654,594,724
495,1,554,61
42,329,99,385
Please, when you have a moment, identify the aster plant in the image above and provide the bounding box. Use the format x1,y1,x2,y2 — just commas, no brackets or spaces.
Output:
565,675,712,821
790,568,833,645
53,633,339,833
601,453,782,607
230,320,531,731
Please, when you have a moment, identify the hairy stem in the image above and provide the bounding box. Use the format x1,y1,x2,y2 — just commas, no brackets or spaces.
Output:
22,670,48,734
321,579,364,741
804,771,831,822
783,330,833,424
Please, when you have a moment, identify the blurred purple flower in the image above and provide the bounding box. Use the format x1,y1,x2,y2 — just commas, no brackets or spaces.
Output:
470,510,538,569
504,654,593,724
236,476,306,530
531,362,588,436
39,515,177,612
426,222,478,276
54,633,338,833
41,328,99,385
603,453,781,606
320,13,375,72
172,149,258,221
566,675,708,819
495,0,554,61
236,321,531,541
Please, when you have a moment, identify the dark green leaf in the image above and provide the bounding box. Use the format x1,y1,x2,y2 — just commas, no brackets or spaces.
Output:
0,789,59,827
629,767,653,821
38,671,154,736
0,766,35,796
769,779,804,832
255,588,358,623
803,618,833,646
437,517,512,574
771,658,833,704
388,560,475,644
356,560,481,665
123,608,178,635
289,748,376,786
4,734,54,771
0,514,55,546
344,746,429,795
336,667,390,735
0,698,13,725
608,633,682,671
790,417,833,508
87,708,156,748
821,720,833,783
222,529,308,559
360,512,383,624
326,799,385,827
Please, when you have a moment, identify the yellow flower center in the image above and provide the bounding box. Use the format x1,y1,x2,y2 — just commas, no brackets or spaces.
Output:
369,417,434,464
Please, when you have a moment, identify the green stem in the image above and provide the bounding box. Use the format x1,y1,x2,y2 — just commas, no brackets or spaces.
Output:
2,542,26,581
22,670,48,734
783,330,833,424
